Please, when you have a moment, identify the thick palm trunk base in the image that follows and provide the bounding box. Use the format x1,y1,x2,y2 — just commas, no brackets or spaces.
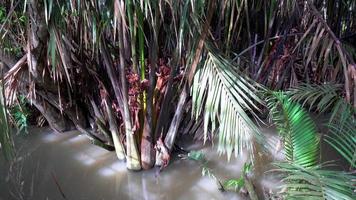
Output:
141,120,155,169
112,133,126,160
126,133,142,170
140,136,155,169
104,100,126,160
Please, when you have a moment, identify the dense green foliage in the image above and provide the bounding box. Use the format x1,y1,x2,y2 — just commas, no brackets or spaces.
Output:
9,95,30,134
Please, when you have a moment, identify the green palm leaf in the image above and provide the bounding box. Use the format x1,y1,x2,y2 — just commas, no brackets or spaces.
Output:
191,48,266,160
267,92,319,168
288,83,342,114
288,83,356,168
325,105,356,168
274,162,356,200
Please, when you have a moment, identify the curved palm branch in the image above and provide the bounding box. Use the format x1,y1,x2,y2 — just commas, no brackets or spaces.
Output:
267,92,319,168
191,48,266,160
274,162,356,200
292,1,356,103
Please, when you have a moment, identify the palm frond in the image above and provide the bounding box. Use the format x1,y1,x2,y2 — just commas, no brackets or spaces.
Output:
267,92,319,168
191,48,266,160
293,1,356,104
288,83,342,113
274,162,356,200
287,83,356,167
325,104,356,168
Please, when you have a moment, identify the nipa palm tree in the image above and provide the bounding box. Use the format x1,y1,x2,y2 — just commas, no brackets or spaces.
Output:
0,4,355,198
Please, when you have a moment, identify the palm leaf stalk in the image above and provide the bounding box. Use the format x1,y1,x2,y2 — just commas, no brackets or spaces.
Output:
0,77,14,160
140,0,159,169
126,0,138,74
103,96,126,160
306,1,355,106
137,6,145,82
116,0,141,170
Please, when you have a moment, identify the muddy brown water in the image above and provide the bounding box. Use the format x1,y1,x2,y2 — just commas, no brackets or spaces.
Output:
0,119,343,200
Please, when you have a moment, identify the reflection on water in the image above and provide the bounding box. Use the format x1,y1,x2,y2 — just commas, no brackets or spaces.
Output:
0,127,282,200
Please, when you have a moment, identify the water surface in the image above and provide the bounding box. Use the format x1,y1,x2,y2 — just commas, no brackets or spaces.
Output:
0,127,284,200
